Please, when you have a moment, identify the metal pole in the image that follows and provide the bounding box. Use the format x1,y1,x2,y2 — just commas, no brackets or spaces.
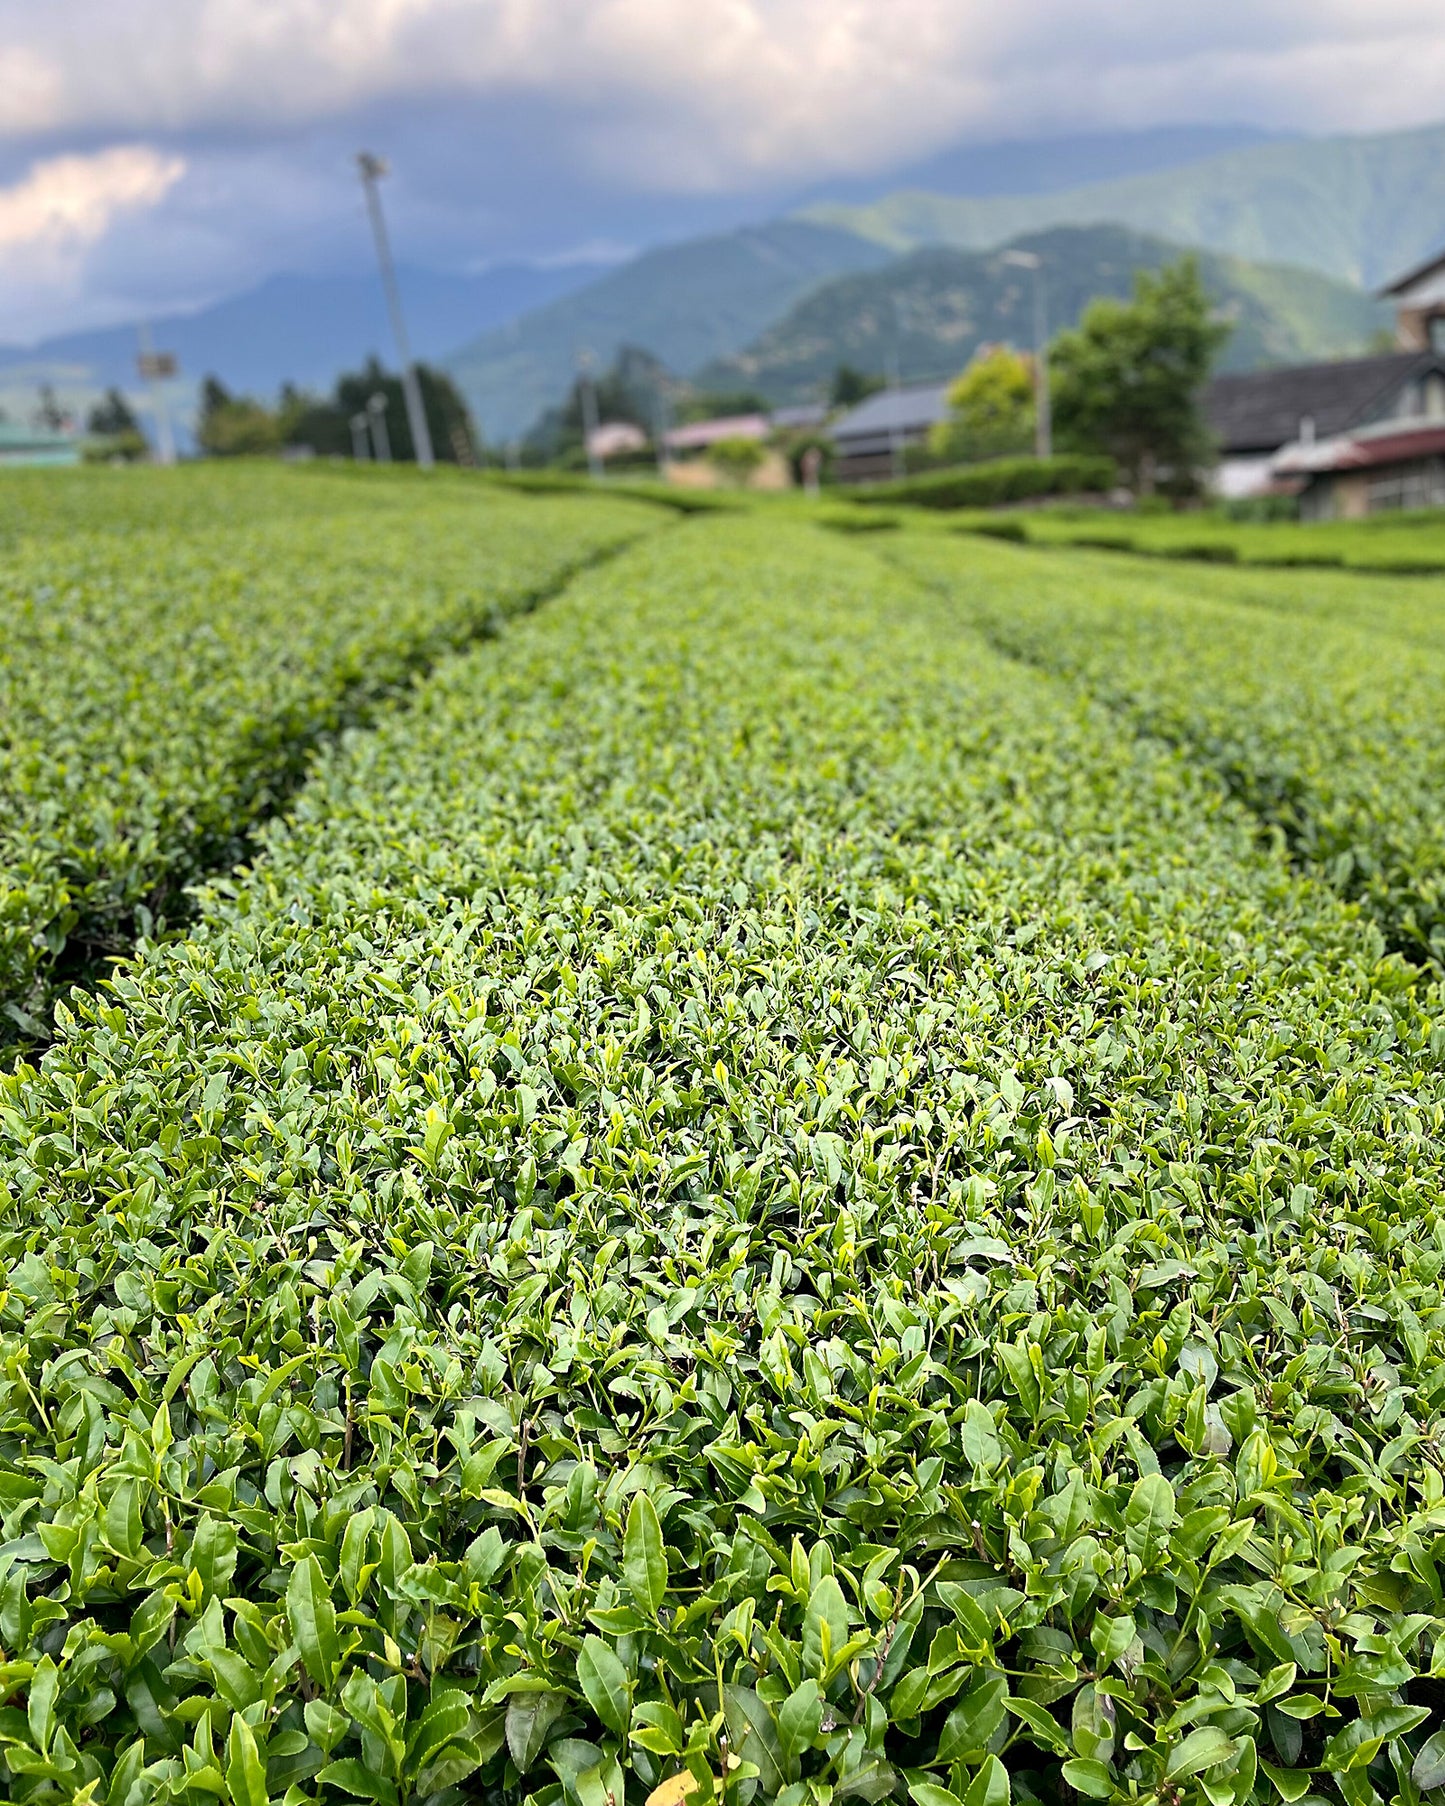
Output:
357,152,435,469
1034,266,1052,460
367,392,392,463
137,322,176,466
350,413,371,460
888,296,905,480
578,350,602,479
653,385,670,477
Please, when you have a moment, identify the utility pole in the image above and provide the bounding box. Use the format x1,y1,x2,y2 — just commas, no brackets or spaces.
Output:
367,392,392,463
1003,249,1052,459
136,322,177,465
652,384,671,478
887,296,906,481
577,349,602,479
357,152,435,469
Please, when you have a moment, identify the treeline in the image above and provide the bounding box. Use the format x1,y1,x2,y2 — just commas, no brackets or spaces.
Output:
197,359,479,463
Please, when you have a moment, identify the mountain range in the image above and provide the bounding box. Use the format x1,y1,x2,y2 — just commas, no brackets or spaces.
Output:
0,262,606,435
5,119,1442,449
699,225,1389,406
802,120,1445,289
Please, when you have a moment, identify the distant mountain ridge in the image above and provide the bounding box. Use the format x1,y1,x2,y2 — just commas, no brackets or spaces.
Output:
0,262,607,435
701,226,1390,405
444,221,893,441
800,119,1445,289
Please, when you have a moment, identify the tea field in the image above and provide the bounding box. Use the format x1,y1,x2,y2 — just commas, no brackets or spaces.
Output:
3,471,1445,1806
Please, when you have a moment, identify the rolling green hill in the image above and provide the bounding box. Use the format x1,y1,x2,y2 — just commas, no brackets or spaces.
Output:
701,225,1389,404
444,220,891,440
800,119,1445,289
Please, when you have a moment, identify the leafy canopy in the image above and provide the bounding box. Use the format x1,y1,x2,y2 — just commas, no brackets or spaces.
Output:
1051,257,1229,491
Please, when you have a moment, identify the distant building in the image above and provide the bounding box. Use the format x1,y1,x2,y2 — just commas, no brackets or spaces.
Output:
828,383,950,483
1275,418,1445,519
587,421,648,461
663,413,769,454
1379,247,1445,353
769,403,829,433
1203,244,1445,516
0,420,82,468
1205,351,1445,500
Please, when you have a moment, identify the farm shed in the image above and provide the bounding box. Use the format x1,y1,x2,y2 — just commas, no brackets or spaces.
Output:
1275,417,1445,519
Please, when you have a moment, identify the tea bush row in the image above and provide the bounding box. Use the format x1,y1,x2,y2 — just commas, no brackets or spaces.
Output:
888,531,1445,964
3,519,1445,1806
0,472,652,1042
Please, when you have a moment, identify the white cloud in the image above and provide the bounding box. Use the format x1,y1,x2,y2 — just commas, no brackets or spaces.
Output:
0,145,185,341
3,2,1445,193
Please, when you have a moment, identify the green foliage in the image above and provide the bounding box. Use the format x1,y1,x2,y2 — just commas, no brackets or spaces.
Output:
850,453,1114,509
197,377,283,459
285,361,479,466
708,437,766,485
0,467,651,1044
2,508,1445,1805
1051,259,1230,493
931,349,1035,464
831,364,887,407
890,527,1445,960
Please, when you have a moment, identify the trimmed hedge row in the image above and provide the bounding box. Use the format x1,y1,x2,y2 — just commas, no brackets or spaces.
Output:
0,471,652,1044
3,517,1445,1805
890,529,1445,964
848,455,1116,510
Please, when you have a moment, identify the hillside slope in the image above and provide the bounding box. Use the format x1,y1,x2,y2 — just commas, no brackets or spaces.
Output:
702,226,1388,404
801,120,1445,289
444,221,891,440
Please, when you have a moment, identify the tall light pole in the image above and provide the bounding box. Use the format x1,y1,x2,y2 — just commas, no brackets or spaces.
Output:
887,294,906,481
357,152,435,470
350,412,371,461
1003,249,1052,459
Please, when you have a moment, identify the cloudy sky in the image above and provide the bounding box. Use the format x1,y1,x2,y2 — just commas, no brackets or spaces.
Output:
2,0,1444,344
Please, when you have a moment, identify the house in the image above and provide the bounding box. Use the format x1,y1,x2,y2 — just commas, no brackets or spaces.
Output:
1204,351,1445,499
663,413,769,455
586,421,648,462
1275,418,1445,519
1379,248,1445,353
828,382,950,483
0,420,82,468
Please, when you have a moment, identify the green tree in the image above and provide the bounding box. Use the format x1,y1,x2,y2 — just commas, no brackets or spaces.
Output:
282,359,480,464
709,436,765,486
196,376,281,458
87,388,139,437
931,346,1035,463
830,364,885,408
1051,258,1229,493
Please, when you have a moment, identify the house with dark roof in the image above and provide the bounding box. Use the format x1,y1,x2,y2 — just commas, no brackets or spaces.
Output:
1205,351,1445,500
1203,243,1445,516
828,382,950,482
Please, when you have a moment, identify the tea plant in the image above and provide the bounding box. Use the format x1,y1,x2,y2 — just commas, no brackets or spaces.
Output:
2,517,1443,1806
889,530,1445,963
0,470,652,1043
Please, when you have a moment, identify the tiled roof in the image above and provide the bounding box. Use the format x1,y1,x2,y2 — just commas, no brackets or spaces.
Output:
1205,353,1439,454
831,383,950,446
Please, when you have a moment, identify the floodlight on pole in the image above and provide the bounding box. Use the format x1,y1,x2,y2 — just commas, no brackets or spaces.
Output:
136,322,177,466
1002,250,1052,459
357,151,435,469
367,391,392,463
350,412,371,461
